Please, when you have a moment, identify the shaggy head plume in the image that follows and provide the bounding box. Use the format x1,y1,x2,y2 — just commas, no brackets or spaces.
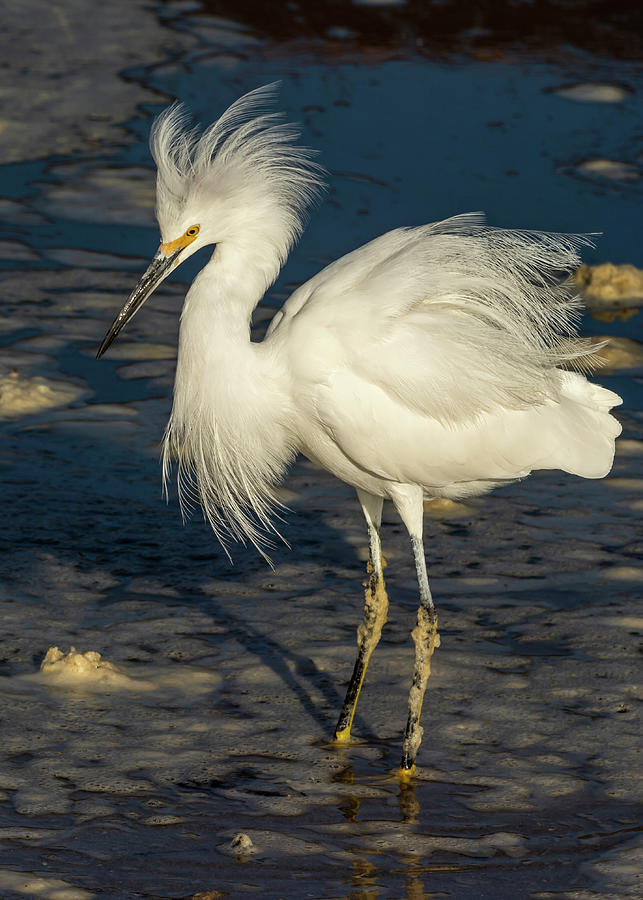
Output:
149,83,324,269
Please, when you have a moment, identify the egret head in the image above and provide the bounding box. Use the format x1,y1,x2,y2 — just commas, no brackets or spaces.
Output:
97,83,324,358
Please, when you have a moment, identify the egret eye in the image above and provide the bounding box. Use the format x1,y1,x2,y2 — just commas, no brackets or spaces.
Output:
186,226,200,237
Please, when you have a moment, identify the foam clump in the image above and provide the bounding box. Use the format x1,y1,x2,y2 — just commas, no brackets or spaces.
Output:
0,868,93,899
592,336,643,372
40,646,147,690
0,370,84,418
554,82,630,103
574,159,640,182
37,646,221,696
575,262,643,306
226,832,256,855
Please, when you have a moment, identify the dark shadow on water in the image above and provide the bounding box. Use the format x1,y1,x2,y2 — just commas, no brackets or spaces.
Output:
0,391,373,738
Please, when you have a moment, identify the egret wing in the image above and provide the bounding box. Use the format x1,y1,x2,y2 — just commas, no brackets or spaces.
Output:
308,366,621,490
268,213,595,427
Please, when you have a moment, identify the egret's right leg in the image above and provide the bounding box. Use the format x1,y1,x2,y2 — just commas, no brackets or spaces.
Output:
334,489,388,743
390,484,440,775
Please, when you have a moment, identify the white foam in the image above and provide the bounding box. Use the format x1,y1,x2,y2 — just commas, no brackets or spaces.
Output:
576,159,640,182
575,262,643,305
36,646,221,695
0,869,93,899
554,82,630,103
593,336,643,371
39,646,143,690
0,371,84,418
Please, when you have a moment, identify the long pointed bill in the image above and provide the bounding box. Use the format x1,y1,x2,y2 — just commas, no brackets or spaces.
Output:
96,248,181,359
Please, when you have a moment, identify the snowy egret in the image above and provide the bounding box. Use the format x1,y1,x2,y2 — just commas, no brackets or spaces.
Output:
97,85,622,774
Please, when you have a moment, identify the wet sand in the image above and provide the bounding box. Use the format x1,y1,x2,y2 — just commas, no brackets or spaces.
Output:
0,2,642,898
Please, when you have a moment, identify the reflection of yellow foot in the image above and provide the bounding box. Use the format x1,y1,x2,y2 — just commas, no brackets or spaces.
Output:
397,764,416,782
334,726,352,743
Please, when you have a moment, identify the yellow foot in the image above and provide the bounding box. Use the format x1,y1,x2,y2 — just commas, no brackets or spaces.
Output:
333,726,352,744
396,764,416,782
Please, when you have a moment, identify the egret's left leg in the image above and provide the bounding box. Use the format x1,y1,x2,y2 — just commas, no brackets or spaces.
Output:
334,490,388,743
390,485,440,775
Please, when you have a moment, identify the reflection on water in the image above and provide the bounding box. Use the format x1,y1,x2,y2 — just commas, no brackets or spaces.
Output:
0,0,642,898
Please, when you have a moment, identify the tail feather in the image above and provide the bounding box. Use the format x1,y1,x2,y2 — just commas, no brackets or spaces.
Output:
553,373,622,479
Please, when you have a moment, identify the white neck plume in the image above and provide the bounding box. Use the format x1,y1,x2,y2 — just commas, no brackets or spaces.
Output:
161,243,297,559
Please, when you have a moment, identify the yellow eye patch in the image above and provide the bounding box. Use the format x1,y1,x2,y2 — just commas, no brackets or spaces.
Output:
160,224,200,257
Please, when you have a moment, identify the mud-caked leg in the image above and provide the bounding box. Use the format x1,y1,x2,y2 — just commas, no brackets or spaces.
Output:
334,490,388,742
400,535,440,772
389,484,440,775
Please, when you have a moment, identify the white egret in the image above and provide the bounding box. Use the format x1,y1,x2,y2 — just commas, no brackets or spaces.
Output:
97,84,622,775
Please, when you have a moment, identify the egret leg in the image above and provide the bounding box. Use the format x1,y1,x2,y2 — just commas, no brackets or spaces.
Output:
334,490,388,743
391,486,440,775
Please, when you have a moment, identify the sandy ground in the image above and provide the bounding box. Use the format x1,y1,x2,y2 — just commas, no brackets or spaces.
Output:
0,2,642,898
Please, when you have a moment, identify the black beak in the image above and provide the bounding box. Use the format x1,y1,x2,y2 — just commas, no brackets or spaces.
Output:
96,249,180,359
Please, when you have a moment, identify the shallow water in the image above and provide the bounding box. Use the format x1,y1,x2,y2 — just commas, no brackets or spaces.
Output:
1,2,642,898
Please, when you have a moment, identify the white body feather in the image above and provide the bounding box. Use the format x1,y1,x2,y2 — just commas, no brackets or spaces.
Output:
153,87,621,555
